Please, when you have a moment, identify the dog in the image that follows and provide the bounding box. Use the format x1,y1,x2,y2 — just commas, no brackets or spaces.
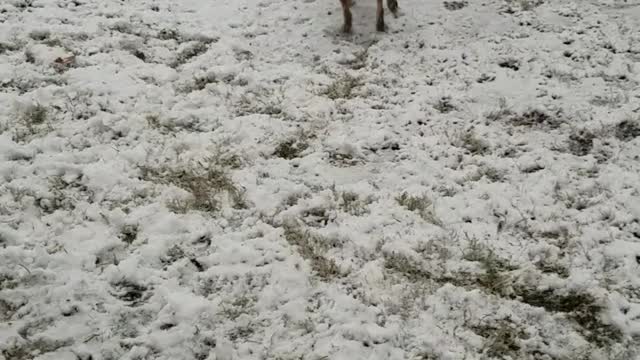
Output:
338,0,398,33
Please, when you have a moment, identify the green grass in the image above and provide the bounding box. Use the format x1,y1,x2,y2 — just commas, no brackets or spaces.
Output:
283,225,341,280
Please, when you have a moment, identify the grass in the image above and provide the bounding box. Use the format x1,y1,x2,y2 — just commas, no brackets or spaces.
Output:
471,318,527,358
486,101,564,130
282,225,341,280
110,308,153,339
301,205,334,227
458,231,625,349
1,339,72,360
485,98,513,122
0,41,21,54
567,129,596,156
614,118,640,141
118,224,139,244
145,114,174,133
274,138,309,160
28,29,50,41
477,73,496,83
324,74,361,100
14,0,35,10
504,0,544,11
328,150,361,167
14,103,52,143
176,72,223,93
192,73,218,91
235,87,283,116
109,21,136,35
0,298,17,321
23,48,35,64
227,324,256,341
0,273,18,291
156,28,219,44
463,236,517,293
161,245,186,265
383,252,431,282
157,28,181,41
443,1,468,11
170,40,210,68
63,89,96,121
18,317,55,339
346,47,370,70
39,175,97,215
119,39,147,62
590,92,627,108
433,96,456,113
537,261,570,278
396,192,443,226
453,130,492,155
219,294,257,320
467,164,506,183
22,103,47,124
498,58,520,71
553,181,607,211
110,279,149,307
282,192,308,208
543,68,578,83
383,235,519,294
141,156,245,213
335,190,372,216
511,287,623,347
480,165,506,182
509,108,564,129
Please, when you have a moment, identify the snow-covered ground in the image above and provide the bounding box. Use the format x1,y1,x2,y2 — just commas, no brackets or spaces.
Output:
1,0,640,359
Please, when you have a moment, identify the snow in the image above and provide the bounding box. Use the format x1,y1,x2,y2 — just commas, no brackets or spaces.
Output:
1,0,640,359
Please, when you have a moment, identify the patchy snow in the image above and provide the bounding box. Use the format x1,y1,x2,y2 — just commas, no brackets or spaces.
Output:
1,0,640,359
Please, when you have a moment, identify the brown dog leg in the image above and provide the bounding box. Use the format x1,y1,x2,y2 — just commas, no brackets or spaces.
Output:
376,0,385,31
340,0,353,33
